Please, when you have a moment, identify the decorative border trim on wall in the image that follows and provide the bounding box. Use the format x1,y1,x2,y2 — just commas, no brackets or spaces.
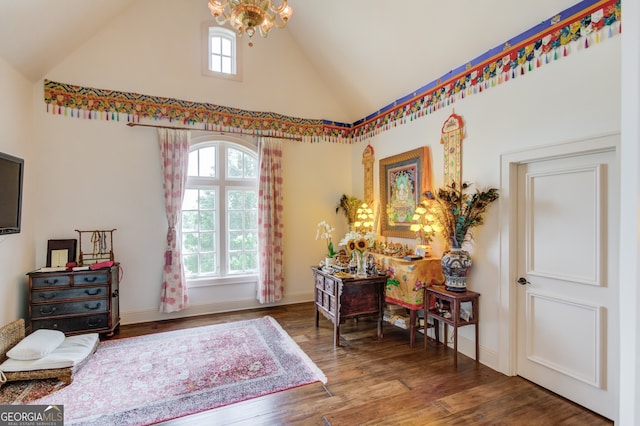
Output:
43,0,620,144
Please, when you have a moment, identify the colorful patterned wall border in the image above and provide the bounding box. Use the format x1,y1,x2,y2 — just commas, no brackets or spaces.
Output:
43,0,620,144
43,80,326,142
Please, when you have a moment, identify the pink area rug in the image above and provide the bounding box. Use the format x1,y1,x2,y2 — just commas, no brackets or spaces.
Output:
1,316,326,425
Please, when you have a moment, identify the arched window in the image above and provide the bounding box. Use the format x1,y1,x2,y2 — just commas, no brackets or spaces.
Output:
203,25,241,79
181,137,258,283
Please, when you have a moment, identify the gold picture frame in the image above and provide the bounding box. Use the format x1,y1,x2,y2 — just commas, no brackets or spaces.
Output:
379,147,432,238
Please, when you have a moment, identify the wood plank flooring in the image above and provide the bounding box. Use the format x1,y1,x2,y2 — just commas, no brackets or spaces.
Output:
109,302,613,426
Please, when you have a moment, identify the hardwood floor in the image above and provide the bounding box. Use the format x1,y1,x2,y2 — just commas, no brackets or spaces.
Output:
109,302,613,426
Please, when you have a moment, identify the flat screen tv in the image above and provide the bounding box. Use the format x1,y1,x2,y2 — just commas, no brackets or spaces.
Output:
0,152,24,235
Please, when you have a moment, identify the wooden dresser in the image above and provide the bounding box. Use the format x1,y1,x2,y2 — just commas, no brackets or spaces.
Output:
312,267,385,347
28,264,120,336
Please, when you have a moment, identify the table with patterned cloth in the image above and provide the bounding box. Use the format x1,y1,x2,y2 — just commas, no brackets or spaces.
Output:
372,253,445,347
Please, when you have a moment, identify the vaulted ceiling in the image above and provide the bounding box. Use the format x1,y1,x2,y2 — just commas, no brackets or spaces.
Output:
0,0,582,121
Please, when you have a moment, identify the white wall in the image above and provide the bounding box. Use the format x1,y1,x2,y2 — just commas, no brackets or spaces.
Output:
29,0,354,323
0,57,37,325
46,0,349,122
352,36,621,370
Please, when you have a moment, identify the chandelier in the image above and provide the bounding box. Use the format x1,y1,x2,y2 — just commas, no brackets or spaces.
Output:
208,0,294,46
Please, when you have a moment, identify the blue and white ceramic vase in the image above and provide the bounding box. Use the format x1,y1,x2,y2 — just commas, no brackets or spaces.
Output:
440,248,472,292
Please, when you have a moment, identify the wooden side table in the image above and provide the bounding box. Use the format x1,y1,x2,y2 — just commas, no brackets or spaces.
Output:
312,267,385,348
424,285,479,367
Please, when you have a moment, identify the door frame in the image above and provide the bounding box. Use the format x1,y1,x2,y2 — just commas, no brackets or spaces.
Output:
497,132,620,376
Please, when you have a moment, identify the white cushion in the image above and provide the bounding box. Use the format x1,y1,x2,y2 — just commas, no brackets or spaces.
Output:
1,333,98,372
6,329,65,360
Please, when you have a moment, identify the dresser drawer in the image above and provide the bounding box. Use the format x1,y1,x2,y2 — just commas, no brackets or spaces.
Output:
315,274,337,293
324,277,336,294
31,299,108,318
73,272,109,285
31,286,108,303
31,275,71,288
315,274,325,289
32,314,110,334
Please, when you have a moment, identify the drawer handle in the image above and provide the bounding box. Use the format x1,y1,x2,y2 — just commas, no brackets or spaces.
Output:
39,306,57,315
41,292,57,300
43,279,59,285
87,318,102,327
84,302,102,311
83,276,98,283
85,288,102,296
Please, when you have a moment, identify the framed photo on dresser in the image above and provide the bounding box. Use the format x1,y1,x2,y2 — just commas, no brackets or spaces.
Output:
46,239,77,267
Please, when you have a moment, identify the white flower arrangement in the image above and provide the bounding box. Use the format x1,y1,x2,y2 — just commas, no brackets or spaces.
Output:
315,220,338,257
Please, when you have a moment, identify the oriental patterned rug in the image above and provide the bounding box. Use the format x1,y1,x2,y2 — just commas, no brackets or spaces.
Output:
0,316,326,425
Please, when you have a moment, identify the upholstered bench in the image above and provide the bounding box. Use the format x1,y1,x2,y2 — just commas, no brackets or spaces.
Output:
0,319,98,388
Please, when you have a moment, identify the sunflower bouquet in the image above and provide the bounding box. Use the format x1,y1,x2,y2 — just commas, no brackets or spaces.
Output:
339,230,377,276
339,231,377,255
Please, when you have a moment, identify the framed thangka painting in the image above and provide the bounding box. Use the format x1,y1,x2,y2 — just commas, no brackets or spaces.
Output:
379,147,432,238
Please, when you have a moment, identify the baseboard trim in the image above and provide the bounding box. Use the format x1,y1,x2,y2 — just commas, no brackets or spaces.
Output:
121,291,313,325
422,326,498,370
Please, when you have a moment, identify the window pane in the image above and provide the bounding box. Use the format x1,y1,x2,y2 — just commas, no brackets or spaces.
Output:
199,211,215,231
222,57,231,74
221,38,231,56
200,252,216,274
227,190,243,209
211,56,221,73
183,253,199,275
244,231,258,249
188,151,199,176
229,252,244,272
211,36,221,54
227,148,243,178
199,146,216,177
229,211,243,230
244,190,257,209
182,211,198,232
182,189,199,210
245,155,258,178
182,232,199,254
246,251,258,270
244,211,257,229
200,191,216,212
200,232,214,252
229,230,244,250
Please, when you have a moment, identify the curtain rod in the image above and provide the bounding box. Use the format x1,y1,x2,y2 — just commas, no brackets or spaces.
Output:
126,122,302,141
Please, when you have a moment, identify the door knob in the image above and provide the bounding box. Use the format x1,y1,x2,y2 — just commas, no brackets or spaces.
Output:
517,277,530,286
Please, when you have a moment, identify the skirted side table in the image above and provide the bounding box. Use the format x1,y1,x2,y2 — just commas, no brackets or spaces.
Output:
372,253,444,347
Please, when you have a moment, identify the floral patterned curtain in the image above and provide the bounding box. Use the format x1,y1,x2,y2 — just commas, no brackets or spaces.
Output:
157,128,190,312
257,137,285,303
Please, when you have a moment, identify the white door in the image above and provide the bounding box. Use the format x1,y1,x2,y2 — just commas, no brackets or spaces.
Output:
516,148,618,419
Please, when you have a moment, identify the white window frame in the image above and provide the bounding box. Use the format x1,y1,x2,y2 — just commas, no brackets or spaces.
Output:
202,23,242,81
182,135,258,287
